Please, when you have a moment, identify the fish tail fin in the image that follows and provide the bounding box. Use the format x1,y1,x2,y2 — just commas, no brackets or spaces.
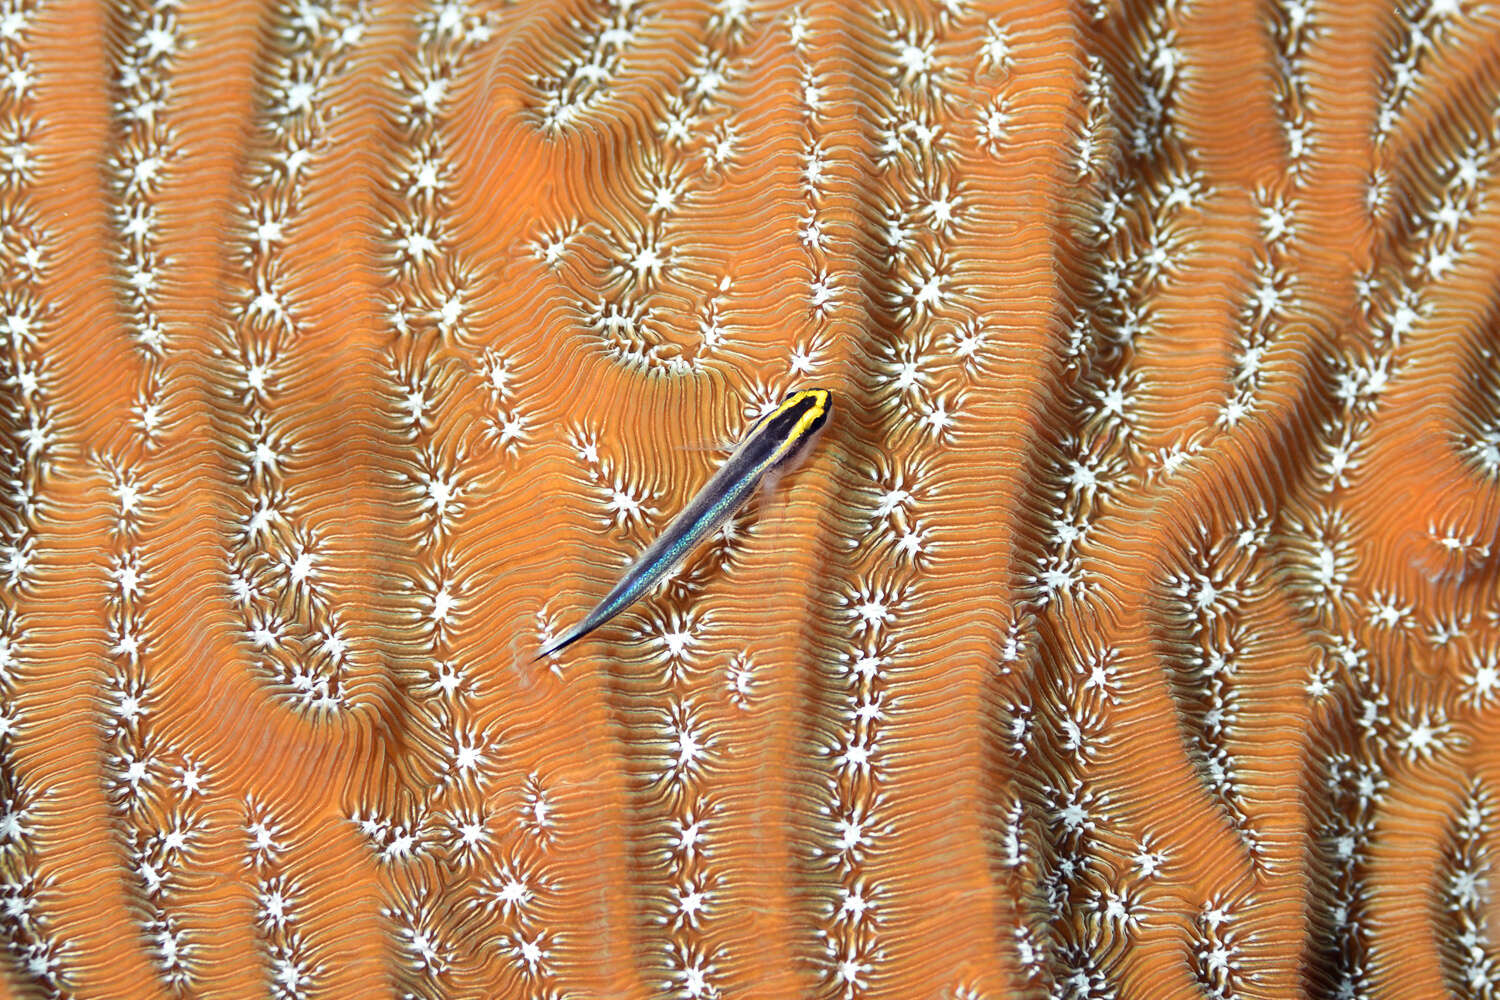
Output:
533,622,586,662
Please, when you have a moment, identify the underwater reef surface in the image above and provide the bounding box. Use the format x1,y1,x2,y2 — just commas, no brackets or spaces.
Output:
2,0,1500,996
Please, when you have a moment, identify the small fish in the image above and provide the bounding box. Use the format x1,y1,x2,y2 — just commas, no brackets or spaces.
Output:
535,387,833,660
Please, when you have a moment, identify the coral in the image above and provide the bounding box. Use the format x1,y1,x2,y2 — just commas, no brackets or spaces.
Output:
2,0,1500,996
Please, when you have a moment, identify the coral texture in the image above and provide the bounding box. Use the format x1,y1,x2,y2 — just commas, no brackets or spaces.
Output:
3,0,1500,996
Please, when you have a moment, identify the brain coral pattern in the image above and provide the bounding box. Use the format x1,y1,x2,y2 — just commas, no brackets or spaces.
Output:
2,0,1500,996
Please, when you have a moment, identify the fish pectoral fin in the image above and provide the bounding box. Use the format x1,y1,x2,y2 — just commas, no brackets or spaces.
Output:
757,462,799,535
677,439,735,456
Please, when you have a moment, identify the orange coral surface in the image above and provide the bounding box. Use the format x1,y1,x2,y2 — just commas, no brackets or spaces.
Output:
3,0,1500,996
